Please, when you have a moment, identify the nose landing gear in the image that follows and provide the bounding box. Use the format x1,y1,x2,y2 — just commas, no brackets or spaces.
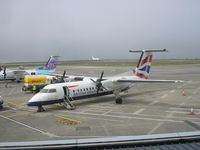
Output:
37,104,45,112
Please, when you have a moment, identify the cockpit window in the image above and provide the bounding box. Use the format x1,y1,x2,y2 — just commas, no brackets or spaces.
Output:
40,89,57,93
48,89,57,93
40,89,48,93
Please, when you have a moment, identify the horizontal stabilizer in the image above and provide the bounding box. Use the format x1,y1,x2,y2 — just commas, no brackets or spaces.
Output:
129,49,167,53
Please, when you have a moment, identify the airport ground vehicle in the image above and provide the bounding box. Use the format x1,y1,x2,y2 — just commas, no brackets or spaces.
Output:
23,72,84,93
22,75,57,93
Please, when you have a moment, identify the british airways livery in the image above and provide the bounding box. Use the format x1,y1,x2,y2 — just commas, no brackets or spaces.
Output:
27,50,183,112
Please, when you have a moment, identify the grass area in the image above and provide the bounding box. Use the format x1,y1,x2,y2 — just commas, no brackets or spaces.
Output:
152,59,200,66
2,59,200,68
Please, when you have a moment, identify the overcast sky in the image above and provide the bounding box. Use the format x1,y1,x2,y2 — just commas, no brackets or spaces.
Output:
0,0,200,63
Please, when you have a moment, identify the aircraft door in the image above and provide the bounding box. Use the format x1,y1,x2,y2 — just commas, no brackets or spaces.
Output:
63,86,69,97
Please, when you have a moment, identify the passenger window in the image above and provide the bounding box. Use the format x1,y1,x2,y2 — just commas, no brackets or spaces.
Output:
86,88,88,91
73,90,75,93
89,88,91,91
83,89,85,91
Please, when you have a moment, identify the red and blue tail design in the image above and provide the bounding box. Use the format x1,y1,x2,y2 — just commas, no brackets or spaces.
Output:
133,52,153,79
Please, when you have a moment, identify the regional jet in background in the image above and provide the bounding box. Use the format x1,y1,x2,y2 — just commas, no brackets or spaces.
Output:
27,49,183,112
92,56,100,61
0,56,59,82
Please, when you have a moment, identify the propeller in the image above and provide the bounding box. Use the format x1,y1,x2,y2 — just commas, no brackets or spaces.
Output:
55,70,67,83
3,66,7,79
90,71,107,94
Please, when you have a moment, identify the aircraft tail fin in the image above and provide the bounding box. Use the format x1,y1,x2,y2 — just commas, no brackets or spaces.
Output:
37,56,59,72
130,49,167,79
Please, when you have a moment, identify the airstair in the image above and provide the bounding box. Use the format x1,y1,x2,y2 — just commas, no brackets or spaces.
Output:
62,87,76,110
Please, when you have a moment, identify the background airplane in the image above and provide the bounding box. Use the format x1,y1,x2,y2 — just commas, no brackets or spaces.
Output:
27,49,183,112
0,56,59,82
92,56,100,61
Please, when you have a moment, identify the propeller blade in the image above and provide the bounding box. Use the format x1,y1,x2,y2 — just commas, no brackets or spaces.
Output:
62,70,66,79
102,85,107,90
97,86,101,94
3,66,6,79
59,70,67,82
100,71,104,81
90,78,96,83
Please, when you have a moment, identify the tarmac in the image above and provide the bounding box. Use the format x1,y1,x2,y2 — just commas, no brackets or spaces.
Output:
0,64,200,142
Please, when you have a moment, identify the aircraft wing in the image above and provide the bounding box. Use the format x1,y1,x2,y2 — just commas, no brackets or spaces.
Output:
116,79,183,83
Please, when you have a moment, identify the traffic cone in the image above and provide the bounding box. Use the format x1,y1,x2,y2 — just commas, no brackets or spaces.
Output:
190,106,194,115
182,90,186,96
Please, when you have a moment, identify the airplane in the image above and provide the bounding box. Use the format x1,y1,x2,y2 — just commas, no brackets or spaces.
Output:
27,49,183,112
92,56,100,61
0,56,59,82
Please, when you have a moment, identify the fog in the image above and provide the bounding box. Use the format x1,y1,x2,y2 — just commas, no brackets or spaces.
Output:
0,0,200,63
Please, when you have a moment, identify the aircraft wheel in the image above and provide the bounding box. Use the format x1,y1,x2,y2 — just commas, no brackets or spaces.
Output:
115,98,122,104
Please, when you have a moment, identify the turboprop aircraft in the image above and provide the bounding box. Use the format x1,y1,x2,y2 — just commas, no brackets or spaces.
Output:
27,49,183,112
0,56,59,82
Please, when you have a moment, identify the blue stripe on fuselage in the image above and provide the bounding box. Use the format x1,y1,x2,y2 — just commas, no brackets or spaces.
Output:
27,91,114,106
27,87,131,107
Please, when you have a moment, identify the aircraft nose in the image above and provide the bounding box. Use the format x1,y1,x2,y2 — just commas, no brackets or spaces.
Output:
27,95,38,106
27,93,47,106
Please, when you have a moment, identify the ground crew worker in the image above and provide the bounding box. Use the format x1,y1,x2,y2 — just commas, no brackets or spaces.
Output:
4,82,8,88
32,85,37,93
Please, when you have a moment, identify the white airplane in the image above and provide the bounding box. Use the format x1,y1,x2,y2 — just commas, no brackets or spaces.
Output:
0,56,59,82
92,56,100,61
27,49,183,112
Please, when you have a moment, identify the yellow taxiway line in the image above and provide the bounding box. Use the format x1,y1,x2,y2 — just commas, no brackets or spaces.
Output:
7,112,33,118
54,114,82,124
7,102,27,109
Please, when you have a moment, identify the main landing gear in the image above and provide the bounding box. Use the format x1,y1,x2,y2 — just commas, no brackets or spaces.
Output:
114,90,123,104
116,97,122,104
